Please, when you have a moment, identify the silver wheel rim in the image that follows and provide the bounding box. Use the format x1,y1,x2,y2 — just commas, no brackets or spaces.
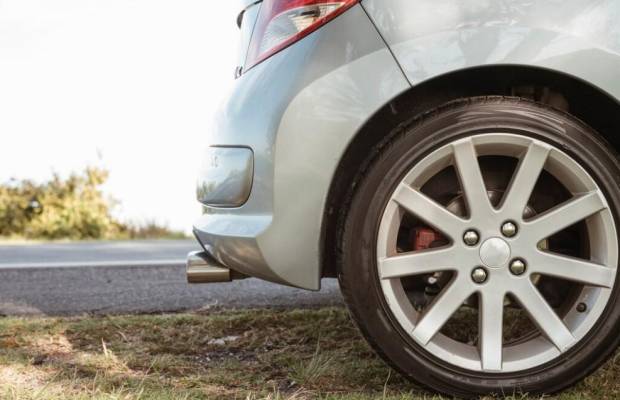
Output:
377,133,618,373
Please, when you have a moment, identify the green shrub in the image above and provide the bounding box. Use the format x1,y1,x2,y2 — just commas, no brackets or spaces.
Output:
0,167,183,240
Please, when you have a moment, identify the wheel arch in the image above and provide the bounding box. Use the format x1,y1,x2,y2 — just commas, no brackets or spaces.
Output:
321,64,620,277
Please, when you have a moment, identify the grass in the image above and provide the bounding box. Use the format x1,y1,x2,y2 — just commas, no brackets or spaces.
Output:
0,307,618,399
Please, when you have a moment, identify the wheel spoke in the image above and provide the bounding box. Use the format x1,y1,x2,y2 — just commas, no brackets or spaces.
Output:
452,138,493,219
413,276,473,345
530,251,615,288
524,191,606,242
392,183,465,237
512,282,575,352
500,141,551,217
479,290,505,371
379,247,457,280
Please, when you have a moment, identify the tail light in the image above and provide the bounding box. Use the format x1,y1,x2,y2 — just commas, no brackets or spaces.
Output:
245,0,358,71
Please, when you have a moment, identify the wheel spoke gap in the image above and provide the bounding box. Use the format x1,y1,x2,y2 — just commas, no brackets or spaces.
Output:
412,276,472,345
512,282,575,352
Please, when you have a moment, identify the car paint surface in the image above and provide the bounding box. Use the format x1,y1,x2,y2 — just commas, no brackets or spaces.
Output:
236,2,261,72
362,0,620,99
195,0,620,290
193,4,409,289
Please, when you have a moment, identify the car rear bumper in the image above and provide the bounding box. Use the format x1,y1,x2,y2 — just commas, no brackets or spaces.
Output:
193,4,410,290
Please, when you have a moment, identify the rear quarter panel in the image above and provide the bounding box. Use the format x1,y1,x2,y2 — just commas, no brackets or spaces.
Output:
196,5,410,289
362,0,620,100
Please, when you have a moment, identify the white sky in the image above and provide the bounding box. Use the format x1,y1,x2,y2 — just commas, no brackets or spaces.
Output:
0,0,240,232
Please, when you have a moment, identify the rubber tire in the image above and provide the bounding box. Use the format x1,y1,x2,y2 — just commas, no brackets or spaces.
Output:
338,97,620,397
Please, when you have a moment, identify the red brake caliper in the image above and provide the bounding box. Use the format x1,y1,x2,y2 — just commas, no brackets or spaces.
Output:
412,227,445,251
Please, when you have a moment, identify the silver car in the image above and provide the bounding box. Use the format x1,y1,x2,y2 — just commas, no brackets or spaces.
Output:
189,0,620,396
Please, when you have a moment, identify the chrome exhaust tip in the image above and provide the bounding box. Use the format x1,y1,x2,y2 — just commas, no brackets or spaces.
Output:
186,251,233,284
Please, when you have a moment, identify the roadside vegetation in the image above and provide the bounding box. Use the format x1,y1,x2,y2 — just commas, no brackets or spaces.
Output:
0,307,618,399
0,167,184,241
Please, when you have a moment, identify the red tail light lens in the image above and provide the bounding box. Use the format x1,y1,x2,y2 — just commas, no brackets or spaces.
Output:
245,0,358,71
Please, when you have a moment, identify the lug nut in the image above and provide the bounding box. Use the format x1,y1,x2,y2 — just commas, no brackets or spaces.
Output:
501,221,518,238
471,267,488,284
509,259,527,276
463,230,480,246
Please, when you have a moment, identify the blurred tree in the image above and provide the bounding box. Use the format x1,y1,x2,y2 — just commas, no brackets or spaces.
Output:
0,168,183,240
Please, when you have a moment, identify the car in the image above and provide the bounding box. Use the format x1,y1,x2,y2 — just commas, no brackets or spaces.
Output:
188,0,620,397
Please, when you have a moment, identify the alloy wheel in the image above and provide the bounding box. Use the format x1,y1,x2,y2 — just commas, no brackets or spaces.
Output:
376,133,618,372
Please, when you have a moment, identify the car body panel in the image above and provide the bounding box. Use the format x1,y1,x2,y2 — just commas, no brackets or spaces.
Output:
193,4,410,289
236,2,261,71
195,0,620,291
362,0,620,100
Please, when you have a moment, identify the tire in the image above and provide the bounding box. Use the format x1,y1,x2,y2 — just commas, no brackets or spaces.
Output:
338,97,620,397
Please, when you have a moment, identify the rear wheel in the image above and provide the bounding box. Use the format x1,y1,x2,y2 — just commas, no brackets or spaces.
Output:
338,97,620,397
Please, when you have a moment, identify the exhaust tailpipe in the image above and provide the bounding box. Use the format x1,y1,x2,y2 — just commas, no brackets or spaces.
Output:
187,251,236,284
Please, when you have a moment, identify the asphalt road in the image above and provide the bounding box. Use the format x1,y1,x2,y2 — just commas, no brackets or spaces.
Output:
0,240,342,316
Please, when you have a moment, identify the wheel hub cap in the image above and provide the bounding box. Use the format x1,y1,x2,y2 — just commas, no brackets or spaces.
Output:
479,238,510,268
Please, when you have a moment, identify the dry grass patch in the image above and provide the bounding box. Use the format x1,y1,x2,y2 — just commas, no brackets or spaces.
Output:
0,307,618,399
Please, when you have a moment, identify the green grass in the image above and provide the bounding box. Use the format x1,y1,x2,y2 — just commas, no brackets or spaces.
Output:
0,307,618,399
